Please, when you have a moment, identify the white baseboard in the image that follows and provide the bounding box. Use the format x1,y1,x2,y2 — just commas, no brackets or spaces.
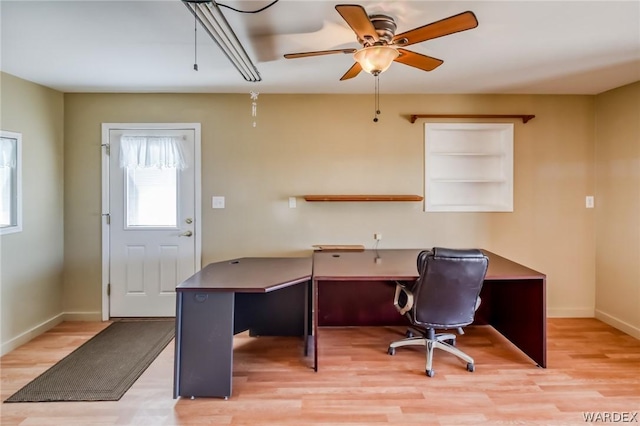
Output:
1,313,65,356
547,307,594,318
1,311,103,356
63,311,102,322
595,309,640,339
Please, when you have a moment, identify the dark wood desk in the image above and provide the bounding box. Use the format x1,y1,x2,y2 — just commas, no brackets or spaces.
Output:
312,249,546,370
173,257,312,399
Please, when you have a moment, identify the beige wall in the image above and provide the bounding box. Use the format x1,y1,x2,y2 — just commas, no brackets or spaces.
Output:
0,73,65,354
4,75,638,352
594,81,640,338
63,92,597,319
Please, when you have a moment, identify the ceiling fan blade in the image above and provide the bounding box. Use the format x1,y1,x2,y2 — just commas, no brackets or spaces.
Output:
340,62,362,80
395,48,443,72
335,4,379,43
284,48,357,59
393,11,478,47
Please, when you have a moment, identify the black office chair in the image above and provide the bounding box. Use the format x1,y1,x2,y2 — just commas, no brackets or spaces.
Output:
387,247,489,377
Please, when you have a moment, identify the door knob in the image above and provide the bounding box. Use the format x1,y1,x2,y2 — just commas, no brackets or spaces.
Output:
180,230,193,237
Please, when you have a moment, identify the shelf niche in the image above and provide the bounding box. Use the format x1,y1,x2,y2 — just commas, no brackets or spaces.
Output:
303,195,423,202
424,123,514,212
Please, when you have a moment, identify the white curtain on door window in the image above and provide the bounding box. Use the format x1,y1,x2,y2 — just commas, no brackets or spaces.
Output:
120,136,187,169
0,137,16,168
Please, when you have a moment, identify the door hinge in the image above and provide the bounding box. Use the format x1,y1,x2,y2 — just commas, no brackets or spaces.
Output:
107,283,111,296
102,143,110,155
102,213,110,225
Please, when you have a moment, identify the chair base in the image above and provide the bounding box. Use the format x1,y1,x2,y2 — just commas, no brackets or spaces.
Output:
388,331,475,376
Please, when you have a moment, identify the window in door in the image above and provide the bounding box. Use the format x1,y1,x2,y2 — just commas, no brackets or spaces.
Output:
120,135,186,229
125,167,178,228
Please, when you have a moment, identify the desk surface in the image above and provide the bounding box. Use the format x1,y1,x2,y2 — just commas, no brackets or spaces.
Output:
177,250,545,291
177,257,312,293
313,249,421,280
312,249,546,281
483,250,546,280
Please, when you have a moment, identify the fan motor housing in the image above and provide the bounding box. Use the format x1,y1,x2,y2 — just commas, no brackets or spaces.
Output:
362,14,397,46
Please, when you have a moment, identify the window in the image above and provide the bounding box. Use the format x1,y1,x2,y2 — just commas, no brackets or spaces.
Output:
0,130,22,234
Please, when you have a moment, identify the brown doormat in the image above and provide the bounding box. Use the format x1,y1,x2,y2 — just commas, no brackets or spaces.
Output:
4,319,174,402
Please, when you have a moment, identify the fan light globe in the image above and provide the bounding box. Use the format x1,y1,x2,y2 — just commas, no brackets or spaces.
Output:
353,46,399,75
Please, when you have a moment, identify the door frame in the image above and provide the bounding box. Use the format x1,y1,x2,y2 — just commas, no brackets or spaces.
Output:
101,123,202,321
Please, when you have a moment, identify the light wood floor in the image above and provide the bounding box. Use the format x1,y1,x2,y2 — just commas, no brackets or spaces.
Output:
1,318,639,425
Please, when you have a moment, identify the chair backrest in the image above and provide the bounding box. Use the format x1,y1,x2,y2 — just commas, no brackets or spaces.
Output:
411,247,489,329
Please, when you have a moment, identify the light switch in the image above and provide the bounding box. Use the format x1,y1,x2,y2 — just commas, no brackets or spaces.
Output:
212,196,225,209
289,197,297,208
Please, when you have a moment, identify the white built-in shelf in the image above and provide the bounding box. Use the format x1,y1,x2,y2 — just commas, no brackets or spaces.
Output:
425,123,514,212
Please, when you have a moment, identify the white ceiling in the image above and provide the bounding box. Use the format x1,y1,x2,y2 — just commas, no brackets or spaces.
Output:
1,0,639,95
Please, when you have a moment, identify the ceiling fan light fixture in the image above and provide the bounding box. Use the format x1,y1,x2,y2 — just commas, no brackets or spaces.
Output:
353,45,399,75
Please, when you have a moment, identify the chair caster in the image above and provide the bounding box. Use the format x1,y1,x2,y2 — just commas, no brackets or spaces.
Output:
466,363,475,372
387,347,395,355
426,369,435,377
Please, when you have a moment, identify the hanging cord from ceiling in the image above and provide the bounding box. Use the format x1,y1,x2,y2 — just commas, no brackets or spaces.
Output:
193,10,199,70
187,0,278,73
216,0,280,14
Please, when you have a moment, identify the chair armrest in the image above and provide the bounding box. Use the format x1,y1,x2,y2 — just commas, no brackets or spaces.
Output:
393,281,414,316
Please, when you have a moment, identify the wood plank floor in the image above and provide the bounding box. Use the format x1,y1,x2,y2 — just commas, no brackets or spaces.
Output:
1,318,639,425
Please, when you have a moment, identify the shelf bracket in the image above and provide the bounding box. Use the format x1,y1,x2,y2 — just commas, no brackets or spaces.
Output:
409,114,535,124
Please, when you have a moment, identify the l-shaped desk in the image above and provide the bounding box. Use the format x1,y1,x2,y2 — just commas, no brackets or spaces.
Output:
174,249,546,399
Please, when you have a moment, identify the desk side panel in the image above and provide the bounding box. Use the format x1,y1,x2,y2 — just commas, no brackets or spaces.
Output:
176,291,234,398
484,278,547,368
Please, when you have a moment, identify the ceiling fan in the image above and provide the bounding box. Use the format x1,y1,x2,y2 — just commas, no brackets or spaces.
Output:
284,4,478,80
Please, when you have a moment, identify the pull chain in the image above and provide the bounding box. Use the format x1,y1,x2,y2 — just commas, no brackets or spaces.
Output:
373,73,381,122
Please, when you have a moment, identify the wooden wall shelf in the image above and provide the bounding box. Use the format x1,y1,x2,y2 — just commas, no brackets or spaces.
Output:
303,195,423,202
409,114,536,124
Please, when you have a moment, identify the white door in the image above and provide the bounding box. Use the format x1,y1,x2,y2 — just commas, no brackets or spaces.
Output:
103,124,201,318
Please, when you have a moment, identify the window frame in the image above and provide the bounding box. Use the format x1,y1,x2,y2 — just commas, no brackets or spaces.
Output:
0,130,23,235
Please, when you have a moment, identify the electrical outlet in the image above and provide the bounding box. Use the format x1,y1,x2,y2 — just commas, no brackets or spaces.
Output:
374,233,382,241
586,196,594,209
